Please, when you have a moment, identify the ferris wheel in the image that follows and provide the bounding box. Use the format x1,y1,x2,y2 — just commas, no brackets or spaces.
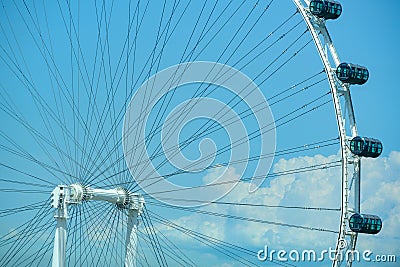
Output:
0,0,383,266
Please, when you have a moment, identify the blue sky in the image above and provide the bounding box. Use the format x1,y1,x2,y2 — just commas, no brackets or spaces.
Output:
326,1,400,154
0,1,399,266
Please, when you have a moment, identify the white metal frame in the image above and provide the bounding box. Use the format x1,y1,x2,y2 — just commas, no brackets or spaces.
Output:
292,1,361,266
50,184,144,267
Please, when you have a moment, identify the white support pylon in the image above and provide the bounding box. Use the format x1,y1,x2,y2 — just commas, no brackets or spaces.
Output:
50,184,144,267
125,209,140,267
51,186,69,267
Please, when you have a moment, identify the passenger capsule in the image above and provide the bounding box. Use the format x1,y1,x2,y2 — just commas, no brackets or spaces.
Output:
336,63,369,85
350,136,383,158
349,214,382,234
309,0,342,20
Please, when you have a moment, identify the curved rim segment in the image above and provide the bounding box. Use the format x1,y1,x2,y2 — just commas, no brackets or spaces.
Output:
291,1,361,266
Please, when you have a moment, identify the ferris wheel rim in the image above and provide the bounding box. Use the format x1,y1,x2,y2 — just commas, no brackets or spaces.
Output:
292,1,361,266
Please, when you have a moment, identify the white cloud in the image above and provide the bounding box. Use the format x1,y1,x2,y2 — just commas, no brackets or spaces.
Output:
1,228,18,241
354,151,400,256
155,151,400,265
87,223,112,242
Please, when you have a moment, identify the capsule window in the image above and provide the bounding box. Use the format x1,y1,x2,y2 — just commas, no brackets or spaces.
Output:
349,136,364,155
310,1,324,13
349,214,382,234
336,63,369,85
349,136,383,158
309,0,342,20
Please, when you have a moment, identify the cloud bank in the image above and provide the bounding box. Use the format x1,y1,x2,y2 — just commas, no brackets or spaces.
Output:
161,151,400,265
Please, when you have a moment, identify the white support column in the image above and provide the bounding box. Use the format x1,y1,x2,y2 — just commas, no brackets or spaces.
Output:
52,216,67,267
51,186,69,267
125,210,140,267
125,194,144,267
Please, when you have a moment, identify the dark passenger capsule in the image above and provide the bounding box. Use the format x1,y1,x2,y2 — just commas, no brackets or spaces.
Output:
350,136,383,158
309,0,342,20
336,63,369,85
349,214,382,234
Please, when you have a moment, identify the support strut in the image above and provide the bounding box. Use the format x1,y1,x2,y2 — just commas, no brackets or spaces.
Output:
50,184,144,267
